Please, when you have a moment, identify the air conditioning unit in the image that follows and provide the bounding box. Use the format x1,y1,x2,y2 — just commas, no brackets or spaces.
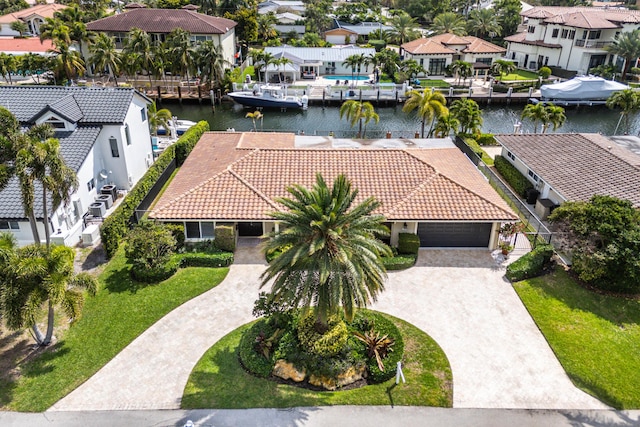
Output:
95,194,113,209
88,202,106,218
100,184,117,200
82,224,100,246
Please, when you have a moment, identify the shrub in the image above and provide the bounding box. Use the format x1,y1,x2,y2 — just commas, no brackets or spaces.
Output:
369,39,386,52
464,137,494,166
214,224,236,252
238,319,278,378
538,66,552,79
100,121,209,258
297,312,349,357
131,257,180,283
125,221,177,282
494,155,534,197
397,233,420,255
179,251,234,268
382,253,417,270
165,223,186,250
506,243,554,282
174,121,210,166
632,67,640,75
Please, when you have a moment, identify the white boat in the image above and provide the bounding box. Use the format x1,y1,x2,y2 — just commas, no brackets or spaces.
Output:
228,84,308,110
157,118,197,137
540,76,628,102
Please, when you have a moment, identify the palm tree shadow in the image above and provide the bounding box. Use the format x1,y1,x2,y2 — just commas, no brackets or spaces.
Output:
102,265,151,294
20,342,71,378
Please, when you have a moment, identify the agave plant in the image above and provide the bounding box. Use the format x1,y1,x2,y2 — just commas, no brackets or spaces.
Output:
354,328,395,371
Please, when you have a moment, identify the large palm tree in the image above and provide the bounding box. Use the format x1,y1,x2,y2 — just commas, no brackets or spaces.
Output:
124,28,154,87
194,40,228,88
39,17,71,46
168,28,195,90
55,4,93,61
403,88,448,138
543,103,566,133
606,29,640,81
430,13,467,36
388,12,421,46
49,41,86,83
270,56,293,83
260,173,391,327
257,13,278,41
343,54,361,81
434,113,460,137
0,239,97,346
340,100,380,138
89,33,121,85
606,88,640,134
449,97,483,135
148,102,173,136
468,8,501,38
450,60,472,86
15,128,78,247
521,103,548,134
491,59,516,81
0,107,19,191
0,52,17,84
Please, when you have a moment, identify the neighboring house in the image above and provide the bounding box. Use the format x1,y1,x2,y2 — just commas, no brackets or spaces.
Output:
325,20,393,45
149,132,517,248
0,3,66,37
0,37,53,56
85,6,237,67
504,6,640,74
495,133,640,218
274,12,305,37
258,0,305,15
264,46,376,80
0,86,153,246
402,34,507,76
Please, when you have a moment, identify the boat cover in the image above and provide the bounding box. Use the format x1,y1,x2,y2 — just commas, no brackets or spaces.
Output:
541,76,628,100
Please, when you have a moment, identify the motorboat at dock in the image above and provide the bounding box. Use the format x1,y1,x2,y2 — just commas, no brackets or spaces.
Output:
228,84,308,110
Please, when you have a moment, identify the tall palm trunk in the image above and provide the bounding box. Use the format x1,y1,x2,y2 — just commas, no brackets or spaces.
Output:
28,211,40,245
420,119,426,138
43,300,55,345
43,187,50,248
32,323,45,345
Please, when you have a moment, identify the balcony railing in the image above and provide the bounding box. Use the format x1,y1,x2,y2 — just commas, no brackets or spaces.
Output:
574,39,613,49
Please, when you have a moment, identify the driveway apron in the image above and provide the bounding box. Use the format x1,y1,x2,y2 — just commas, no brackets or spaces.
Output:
49,247,607,411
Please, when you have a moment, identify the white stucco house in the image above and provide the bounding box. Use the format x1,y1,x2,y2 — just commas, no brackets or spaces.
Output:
85,5,238,69
258,0,305,15
0,86,153,246
264,46,376,81
0,3,65,37
504,6,640,74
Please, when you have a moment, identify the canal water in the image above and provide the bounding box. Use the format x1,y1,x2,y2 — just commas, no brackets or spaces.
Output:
163,101,640,138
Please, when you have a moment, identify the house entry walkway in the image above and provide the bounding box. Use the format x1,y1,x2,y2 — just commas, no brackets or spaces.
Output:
50,247,606,411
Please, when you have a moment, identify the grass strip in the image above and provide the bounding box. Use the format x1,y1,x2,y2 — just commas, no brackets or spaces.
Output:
182,313,452,408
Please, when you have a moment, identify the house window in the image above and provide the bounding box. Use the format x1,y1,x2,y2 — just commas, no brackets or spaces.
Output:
588,30,601,40
109,137,120,157
87,178,95,192
0,221,19,230
551,28,559,38
507,151,515,160
428,58,447,75
201,222,215,238
44,116,65,129
561,29,569,38
477,57,492,65
125,124,132,146
528,170,539,182
141,108,147,122
419,58,423,66
569,30,575,39
527,25,535,33
186,222,201,239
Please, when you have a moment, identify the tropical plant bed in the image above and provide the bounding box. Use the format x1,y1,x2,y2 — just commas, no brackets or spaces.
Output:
182,312,452,408
0,249,229,412
513,267,640,409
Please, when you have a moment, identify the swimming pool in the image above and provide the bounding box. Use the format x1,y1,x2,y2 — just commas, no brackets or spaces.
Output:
323,75,370,81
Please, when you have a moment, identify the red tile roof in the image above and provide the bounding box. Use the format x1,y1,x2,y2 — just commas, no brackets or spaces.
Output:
150,132,517,222
86,8,236,34
402,34,506,55
0,4,66,24
496,133,640,207
0,37,53,53
522,6,640,28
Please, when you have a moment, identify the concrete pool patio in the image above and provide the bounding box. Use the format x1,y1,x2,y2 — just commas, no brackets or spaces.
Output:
49,245,607,412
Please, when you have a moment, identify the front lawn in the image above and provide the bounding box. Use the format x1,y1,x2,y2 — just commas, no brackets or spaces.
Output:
495,69,539,81
182,313,452,408
513,268,640,409
0,250,229,412
420,79,450,88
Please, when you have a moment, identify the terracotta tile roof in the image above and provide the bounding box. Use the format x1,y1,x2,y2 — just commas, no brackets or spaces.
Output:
86,8,236,34
495,133,640,207
150,132,517,222
504,32,563,48
402,34,505,55
523,6,640,27
0,4,65,24
0,37,53,53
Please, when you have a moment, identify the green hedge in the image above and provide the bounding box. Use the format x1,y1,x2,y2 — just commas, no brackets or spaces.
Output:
382,253,417,270
179,251,234,268
494,155,534,197
464,138,494,166
238,319,277,378
131,257,180,283
215,224,236,252
506,244,554,282
398,233,420,255
476,133,497,146
100,121,210,258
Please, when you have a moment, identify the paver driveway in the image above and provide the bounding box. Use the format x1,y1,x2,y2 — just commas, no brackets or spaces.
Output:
50,246,607,411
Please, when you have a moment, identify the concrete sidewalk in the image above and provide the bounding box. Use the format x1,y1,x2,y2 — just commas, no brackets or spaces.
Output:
49,246,606,411
5,407,640,427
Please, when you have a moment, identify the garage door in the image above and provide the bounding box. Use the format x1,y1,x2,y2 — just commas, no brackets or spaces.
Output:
237,222,263,237
417,222,492,247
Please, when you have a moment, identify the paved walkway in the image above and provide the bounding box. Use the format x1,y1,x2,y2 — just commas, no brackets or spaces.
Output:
50,246,606,411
